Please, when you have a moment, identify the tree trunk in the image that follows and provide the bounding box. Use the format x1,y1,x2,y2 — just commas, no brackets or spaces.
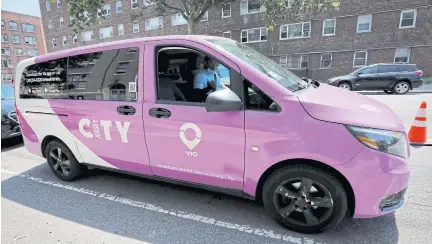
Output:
187,19,195,35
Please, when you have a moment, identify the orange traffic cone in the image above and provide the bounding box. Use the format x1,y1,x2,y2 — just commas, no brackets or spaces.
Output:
408,101,429,145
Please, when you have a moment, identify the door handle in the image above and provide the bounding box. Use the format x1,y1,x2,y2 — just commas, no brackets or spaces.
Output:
149,108,171,118
117,105,136,115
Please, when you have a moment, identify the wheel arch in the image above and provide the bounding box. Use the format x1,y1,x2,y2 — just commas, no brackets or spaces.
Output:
337,80,353,88
41,135,64,158
255,158,355,216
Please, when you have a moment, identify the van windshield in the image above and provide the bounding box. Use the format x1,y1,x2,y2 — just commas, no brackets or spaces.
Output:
207,39,307,91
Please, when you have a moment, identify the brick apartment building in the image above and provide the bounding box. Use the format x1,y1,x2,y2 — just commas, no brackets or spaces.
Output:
39,0,432,81
1,11,47,85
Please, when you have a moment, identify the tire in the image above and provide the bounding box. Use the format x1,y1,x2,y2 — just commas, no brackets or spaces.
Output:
45,140,85,181
262,165,348,234
384,90,394,94
337,82,352,91
393,81,410,94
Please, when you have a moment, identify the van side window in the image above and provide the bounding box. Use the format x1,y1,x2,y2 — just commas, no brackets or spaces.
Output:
244,79,280,112
156,47,232,104
67,47,139,101
20,58,68,99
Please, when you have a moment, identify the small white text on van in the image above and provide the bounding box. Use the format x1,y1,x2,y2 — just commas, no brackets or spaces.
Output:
79,118,130,143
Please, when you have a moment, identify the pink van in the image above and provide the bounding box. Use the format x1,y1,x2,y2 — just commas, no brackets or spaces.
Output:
15,35,410,233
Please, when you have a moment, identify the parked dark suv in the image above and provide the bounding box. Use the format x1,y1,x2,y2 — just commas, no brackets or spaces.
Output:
1,83,21,140
327,63,424,94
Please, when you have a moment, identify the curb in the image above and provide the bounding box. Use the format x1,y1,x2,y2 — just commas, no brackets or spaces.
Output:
410,139,432,146
358,91,432,95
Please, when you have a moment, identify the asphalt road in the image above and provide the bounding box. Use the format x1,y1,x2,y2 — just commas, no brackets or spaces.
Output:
2,94,432,244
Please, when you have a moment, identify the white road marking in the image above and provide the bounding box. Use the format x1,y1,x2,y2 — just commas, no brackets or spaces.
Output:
1,169,326,244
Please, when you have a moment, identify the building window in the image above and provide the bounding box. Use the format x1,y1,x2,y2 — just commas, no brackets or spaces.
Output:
357,14,372,33
144,0,156,7
222,3,231,18
22,23,36,32
27,49,39,57
201,11,209,22
12,35,20,43
1,34,8,43
118,24,124,35
48,20,53,29
24,36,37,45
145,16,163,31
62,36,68,46
72,34,78,43
353,51,367,67
116,1,122,13
222,31,231,38
394,48,410,63
60,17,64,27
1,47,11,56
99,26,113,39
81,30,94,41
57,0,62,8
399,9,417,29
320,53,332,68
322,19,336,36
171,13,188,26
1,20,5,29
241,27,267,43
51,38,57,47
46,1,50,11
280,55,308,69
131,0,139,9
240,0,266,15
280,22,310,39
133,21,140,33
9,21,18,31
2,74,13,82
1,60,13,69
99,4,112,17
15,48,24,56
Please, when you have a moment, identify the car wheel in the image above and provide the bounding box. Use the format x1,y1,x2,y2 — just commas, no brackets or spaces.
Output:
338,82,352,91
262,165,347,234
384,90,394,94
45,140,85,181
393,81,410,94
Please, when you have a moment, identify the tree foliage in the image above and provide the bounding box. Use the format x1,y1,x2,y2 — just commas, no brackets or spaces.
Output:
52,0,340,34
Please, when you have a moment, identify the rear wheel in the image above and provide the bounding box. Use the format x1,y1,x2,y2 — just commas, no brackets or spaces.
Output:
262,165,347,234
338,82,352,91
45,140,85,181
393,81,410,94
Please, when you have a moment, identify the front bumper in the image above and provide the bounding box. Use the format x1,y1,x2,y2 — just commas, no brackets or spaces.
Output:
335,146,410,218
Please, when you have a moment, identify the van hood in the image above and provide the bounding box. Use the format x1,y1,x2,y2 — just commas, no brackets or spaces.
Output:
296,84,406,132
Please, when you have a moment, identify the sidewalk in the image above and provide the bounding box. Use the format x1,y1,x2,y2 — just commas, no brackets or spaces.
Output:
358,82,432,95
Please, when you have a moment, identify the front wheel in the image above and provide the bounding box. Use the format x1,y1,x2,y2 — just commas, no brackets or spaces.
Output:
338,82,352,91
262,165,347,234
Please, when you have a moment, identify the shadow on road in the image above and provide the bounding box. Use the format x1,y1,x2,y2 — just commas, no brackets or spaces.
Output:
1,137,24,152
1,163,399,244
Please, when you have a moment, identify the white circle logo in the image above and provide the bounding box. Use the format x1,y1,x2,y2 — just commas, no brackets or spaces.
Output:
179,123,202,150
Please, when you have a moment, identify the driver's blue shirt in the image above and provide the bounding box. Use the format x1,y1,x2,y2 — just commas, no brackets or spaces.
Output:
193,68,224,91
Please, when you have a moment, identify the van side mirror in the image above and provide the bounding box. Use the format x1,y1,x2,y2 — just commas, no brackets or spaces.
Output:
205,89,242,112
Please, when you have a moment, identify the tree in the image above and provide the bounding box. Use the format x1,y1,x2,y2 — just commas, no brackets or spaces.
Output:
52,0,340,34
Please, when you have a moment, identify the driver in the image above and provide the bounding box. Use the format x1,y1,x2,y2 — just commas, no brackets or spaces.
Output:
192,56,224,102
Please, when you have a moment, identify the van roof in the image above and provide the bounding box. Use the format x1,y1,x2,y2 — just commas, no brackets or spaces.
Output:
35,35,225,63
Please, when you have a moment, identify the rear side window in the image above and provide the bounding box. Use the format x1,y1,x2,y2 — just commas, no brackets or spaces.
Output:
20,58,68,99
68,47,139,101
378,65,399,73
397,65,416,72
19,47,139,101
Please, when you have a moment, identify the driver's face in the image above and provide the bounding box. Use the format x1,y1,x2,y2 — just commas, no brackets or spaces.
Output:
207,59,218,70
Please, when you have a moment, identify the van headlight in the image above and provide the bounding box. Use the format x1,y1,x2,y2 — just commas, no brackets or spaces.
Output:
345,125,408,158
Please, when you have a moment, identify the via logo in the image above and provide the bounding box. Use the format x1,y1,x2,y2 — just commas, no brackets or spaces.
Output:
179,123,201,157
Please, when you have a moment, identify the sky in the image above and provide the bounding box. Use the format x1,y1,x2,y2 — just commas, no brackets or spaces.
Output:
1,0,41,17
